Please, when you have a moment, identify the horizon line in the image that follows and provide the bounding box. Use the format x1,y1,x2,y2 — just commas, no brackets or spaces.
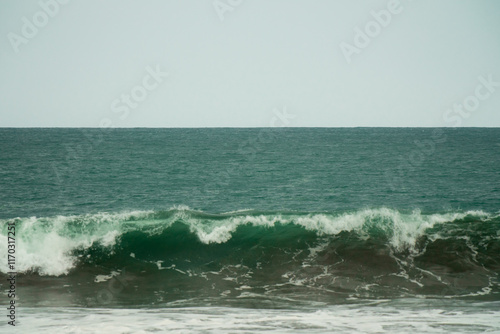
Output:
1,126,499,129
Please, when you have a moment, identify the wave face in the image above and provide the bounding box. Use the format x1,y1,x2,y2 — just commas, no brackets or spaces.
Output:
1,207,500,307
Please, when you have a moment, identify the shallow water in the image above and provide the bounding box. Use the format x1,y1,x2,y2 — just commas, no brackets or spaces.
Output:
12,300,500,333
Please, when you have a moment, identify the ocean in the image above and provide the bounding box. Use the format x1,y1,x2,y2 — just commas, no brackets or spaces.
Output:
1,128,499,333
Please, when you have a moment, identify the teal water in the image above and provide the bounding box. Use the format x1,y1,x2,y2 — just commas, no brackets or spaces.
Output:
1,128,499,332
1,128,499,217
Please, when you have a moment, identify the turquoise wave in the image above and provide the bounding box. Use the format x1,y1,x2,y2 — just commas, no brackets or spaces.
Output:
1,207,499,305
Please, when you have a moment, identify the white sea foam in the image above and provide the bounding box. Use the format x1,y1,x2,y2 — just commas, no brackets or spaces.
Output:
94,270,120,283
0,211,151,276
18,301,500,333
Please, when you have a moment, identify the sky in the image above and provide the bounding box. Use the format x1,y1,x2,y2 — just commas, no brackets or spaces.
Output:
0,0,499,127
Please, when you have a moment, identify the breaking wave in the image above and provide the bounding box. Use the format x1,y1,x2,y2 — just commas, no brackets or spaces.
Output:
1,207,499,304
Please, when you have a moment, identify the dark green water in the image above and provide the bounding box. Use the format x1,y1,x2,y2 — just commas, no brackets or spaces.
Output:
0,128,499,309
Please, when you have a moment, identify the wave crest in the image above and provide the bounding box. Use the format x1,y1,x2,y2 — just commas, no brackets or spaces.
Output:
0,207,496,276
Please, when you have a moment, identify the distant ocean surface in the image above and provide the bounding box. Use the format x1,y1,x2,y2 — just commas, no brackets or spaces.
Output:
1,128,499,333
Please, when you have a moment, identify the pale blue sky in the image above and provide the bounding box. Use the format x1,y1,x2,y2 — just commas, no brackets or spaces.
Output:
1,0,499,127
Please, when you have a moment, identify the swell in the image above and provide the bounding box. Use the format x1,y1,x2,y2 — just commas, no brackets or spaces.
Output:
1,207,498,276
2,207,500,304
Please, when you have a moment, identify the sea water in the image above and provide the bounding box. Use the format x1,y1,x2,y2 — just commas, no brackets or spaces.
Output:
1,128,499,333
